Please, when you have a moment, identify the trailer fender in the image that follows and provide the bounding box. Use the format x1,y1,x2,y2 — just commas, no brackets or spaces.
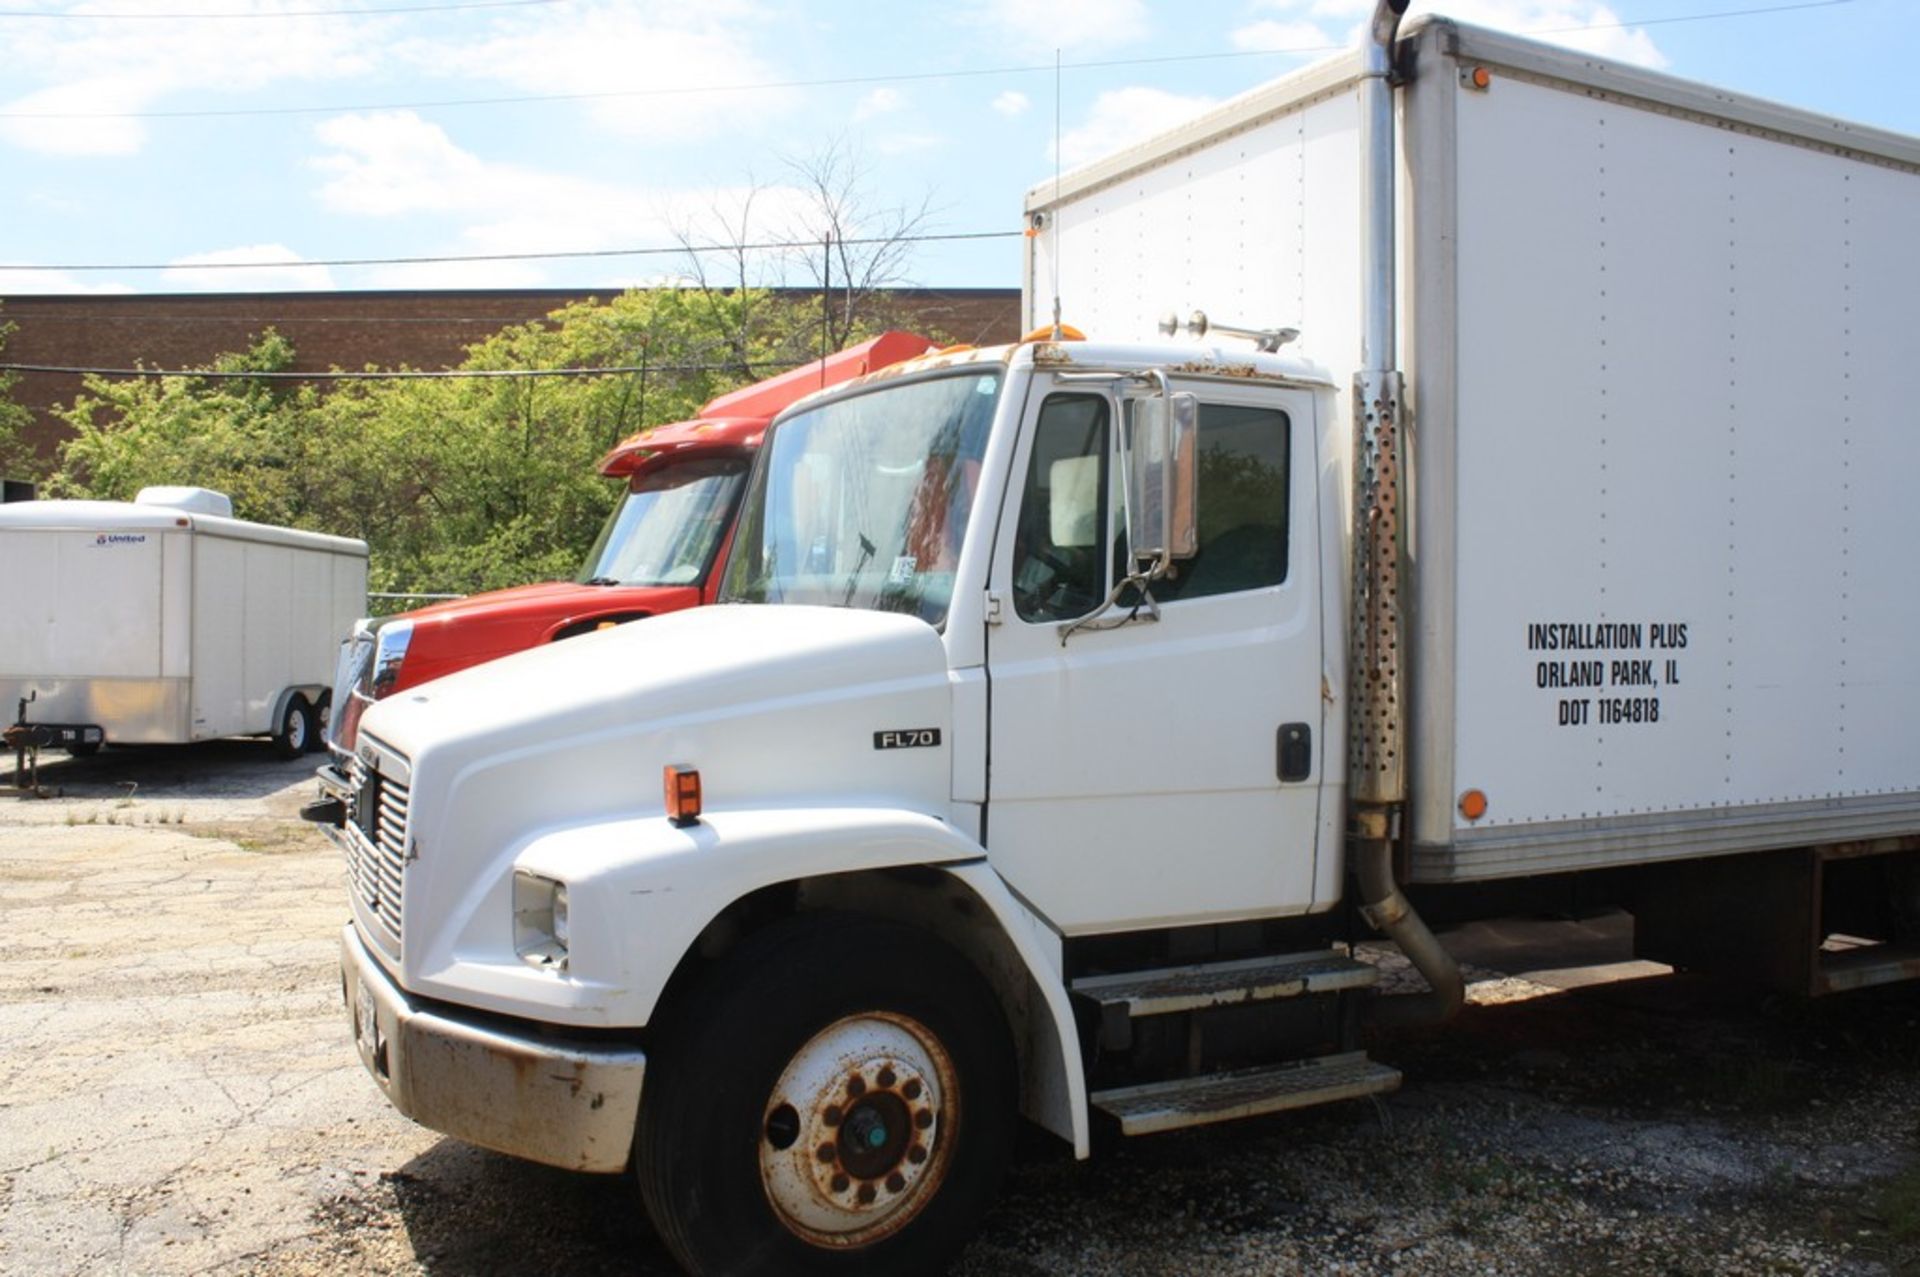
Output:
268,684,326,734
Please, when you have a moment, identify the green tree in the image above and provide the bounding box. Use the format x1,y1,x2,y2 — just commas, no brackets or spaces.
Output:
43,288,826,596
50,329,324,525
0,319,44,482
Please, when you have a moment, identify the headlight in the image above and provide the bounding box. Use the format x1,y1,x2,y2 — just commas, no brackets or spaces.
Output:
371,619,415,696
512,871,570,970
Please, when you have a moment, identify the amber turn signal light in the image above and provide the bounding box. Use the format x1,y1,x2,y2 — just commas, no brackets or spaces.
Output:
1457,789,1489,822
665,765,702,827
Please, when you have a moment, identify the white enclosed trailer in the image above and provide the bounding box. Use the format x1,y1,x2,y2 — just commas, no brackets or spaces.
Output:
320,12,1920,1276
0,487,367,755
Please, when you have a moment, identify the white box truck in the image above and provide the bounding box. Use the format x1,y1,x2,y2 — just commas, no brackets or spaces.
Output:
1,487,368,757
320,9,1920,1274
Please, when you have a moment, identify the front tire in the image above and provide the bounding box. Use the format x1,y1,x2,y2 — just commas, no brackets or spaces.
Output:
637,914,1015,1276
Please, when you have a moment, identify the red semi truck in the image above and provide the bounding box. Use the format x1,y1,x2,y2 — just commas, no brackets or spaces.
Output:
323,330,933,759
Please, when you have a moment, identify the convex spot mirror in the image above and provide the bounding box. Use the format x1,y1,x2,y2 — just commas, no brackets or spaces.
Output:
1126,392,1199,574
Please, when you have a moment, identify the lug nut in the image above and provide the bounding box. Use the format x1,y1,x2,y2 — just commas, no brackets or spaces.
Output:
817,1143,837,1163
857,1183,877,1205
846,1075,867,1097
823,1105,842,1127
877,1066,897,1088
901,1079,922,1100
913,1109,933,1130
908,1145,927,1164
886,1172,906,1193
831,1173,850,1193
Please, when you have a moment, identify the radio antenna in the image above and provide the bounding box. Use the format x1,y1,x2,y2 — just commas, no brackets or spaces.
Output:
1051,47,1063,340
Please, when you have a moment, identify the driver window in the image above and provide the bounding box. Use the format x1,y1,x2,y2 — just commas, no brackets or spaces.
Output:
1013,394,1109,622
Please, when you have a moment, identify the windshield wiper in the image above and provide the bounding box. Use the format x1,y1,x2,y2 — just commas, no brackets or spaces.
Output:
583,576,622,586
842,533,876,607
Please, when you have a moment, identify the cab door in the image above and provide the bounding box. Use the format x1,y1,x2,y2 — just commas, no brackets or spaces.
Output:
983,378,1327,934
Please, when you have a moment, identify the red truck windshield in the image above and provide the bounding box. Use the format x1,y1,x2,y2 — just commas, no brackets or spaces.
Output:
576,457,748,587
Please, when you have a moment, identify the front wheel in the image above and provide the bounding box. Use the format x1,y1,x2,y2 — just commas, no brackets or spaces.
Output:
637,915,1015,1276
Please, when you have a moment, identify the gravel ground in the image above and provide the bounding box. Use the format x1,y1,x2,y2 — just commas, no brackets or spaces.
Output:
2,743,1918,1275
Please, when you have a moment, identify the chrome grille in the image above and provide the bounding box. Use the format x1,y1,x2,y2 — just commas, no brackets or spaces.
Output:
345,750,410,954
327,629,376,755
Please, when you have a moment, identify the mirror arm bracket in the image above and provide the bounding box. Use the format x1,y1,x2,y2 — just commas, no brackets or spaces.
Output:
1056,572,1163,646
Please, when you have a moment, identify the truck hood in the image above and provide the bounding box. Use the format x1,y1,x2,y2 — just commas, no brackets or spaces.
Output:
386,579,704,692
356,604,956,973
396,580,668,625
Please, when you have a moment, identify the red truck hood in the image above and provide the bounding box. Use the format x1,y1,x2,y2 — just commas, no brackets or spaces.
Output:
388,578,704,693
400,580,675,625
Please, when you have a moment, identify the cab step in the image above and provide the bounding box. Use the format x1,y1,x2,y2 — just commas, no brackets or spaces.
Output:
1090,1051,1402,1136
1815,942,1920,995
1071,949,1378,1020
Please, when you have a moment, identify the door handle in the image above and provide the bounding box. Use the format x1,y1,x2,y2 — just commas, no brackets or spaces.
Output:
1277,723,1312,783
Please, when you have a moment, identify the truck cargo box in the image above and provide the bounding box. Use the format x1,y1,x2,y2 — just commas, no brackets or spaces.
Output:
1026,18,1920,882
0,488,368,748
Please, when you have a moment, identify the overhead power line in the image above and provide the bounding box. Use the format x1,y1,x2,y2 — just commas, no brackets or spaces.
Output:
0,0,565,17
0,228,1024,274
0,359,788,380
0,0,1853,122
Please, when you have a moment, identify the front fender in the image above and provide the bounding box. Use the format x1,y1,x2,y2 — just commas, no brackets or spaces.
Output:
406,806,986,1028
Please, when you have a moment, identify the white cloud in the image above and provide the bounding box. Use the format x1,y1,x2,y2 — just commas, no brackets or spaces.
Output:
1431,0,1666,69
854,88,904,122
1240,0,1666,69
0,269,135,295
967,0,1149,54
309,111,829,289
1229,20,1339,57
162,245,337,292
1057,87,1218,169
406,1,791,143
871,132,943,156
992,90,1031,119
0,79,152,157
0,3,389,157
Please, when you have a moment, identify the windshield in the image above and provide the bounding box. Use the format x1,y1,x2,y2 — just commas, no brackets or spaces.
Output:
721,371,1001,626
576,457,747,587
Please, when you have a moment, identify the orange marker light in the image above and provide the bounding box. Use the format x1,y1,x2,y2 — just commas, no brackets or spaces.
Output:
664,765,703,827
1458,789,1489,822
1019,323,1086,343
1470,66,1492,90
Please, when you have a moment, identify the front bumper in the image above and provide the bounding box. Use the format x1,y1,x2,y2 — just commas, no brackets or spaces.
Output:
339,923,647,1173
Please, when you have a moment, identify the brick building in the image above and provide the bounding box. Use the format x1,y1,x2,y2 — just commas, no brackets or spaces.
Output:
0,287,1022,464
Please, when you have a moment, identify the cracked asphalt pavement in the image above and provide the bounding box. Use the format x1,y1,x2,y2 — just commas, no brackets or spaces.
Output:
3,742,1919,1275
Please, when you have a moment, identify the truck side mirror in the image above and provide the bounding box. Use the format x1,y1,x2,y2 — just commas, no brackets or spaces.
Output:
1126,392,1199,576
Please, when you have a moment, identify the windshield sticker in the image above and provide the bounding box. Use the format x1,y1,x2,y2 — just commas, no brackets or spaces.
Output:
887,555,917,586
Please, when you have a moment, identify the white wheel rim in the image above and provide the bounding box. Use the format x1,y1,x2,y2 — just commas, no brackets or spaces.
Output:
287,709,307,750
759,1011,958,1248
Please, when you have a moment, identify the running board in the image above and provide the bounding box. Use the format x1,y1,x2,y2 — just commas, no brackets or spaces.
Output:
1090,1051,1402,1137
1816,943,1920,995
1071,949,1378,1020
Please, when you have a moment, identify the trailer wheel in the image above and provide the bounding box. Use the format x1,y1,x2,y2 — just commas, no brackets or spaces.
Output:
637,914,1015,1277
310,692,332,754
273,694,315,760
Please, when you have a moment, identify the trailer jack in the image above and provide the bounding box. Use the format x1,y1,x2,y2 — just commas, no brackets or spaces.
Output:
4,694,55,799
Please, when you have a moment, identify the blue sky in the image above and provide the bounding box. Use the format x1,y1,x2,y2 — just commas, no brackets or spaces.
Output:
0,0,1911,296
